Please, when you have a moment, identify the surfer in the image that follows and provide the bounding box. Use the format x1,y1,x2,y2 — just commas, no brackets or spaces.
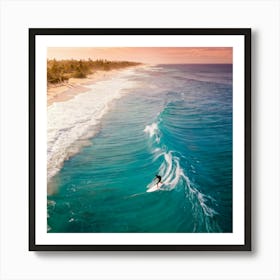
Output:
155,175,162,187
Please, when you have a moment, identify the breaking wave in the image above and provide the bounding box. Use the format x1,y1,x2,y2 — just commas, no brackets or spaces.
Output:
144,112,221,232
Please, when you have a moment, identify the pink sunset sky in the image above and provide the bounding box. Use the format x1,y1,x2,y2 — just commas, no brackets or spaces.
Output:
47,47,232,64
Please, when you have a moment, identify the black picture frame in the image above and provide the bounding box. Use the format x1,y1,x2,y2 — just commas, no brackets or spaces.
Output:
29,28,251,251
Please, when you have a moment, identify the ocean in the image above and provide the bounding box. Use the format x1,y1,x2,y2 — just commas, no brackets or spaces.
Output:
47,64,232,233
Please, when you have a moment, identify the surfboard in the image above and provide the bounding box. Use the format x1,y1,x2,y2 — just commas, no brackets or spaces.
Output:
147,182,163,192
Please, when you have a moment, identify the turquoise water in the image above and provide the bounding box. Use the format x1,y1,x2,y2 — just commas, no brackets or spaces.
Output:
47,64,232,233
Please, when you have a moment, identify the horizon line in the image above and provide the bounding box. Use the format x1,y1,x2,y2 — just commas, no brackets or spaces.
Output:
47,58,233,65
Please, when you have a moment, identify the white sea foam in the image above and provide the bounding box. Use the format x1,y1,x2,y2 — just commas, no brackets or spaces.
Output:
47,68,139,183
143,122,158,137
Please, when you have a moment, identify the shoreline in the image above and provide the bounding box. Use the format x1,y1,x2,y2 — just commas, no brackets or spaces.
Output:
47,65,144,193
47,66,141,106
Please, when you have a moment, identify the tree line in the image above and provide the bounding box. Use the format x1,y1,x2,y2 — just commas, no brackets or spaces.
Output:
47,59,141,84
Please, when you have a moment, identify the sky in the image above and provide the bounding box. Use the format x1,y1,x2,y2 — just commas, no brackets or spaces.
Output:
47,47,232,64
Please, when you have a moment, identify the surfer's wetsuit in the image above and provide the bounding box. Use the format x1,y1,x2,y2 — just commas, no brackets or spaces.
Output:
155,175,161,186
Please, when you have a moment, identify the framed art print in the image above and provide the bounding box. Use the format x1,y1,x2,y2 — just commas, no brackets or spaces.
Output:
29,28,251,251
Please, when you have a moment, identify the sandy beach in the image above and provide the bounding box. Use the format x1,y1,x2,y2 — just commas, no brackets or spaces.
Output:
47,69,126,106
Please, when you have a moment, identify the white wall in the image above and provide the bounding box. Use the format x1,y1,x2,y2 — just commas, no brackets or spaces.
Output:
0,0,279,279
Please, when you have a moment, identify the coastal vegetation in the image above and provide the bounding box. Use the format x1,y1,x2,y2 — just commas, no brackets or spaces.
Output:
47,59,141,84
